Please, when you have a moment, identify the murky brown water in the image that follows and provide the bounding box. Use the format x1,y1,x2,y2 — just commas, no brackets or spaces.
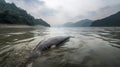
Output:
0,27,120,67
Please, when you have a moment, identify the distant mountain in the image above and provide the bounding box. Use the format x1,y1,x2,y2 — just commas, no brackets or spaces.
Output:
0,0,50,27
73,19,93,27
62,22,74,27
62,19,93,27
91,11,120,27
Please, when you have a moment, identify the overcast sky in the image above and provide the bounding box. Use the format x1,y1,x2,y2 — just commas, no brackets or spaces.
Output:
6,0,120,26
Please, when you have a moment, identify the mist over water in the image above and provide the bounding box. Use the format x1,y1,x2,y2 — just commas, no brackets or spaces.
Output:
0,27,120,67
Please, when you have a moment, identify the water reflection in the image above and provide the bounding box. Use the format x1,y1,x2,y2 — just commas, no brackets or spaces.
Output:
0,27,120,67
0,27,48,67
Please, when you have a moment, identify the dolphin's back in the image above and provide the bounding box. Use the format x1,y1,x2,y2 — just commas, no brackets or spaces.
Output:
25,36,70,67
34,36,70,51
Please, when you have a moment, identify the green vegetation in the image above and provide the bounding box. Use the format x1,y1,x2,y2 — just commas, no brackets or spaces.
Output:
63,11,120,27
91,12,120,27
0,0,50,27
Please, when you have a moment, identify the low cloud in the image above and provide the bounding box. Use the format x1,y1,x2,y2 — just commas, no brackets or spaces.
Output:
6,0,120,25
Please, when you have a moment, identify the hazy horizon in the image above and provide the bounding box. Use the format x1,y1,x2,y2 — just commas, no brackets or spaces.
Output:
1,1,120,67
5,0,120,26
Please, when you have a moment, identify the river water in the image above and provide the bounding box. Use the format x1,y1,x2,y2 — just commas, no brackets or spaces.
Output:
0,27,120,67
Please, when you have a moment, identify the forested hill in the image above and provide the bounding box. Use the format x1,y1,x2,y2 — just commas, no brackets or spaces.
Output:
91,11,120,27
0,0,50,27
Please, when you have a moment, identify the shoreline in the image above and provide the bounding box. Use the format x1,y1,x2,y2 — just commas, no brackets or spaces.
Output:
0,24,46,28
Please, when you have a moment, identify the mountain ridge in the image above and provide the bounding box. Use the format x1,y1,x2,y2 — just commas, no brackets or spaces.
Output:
0,0,50,27
91,11,120,27
62,19,93,27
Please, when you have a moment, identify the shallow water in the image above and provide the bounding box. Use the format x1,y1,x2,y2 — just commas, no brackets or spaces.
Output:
0,27,120,67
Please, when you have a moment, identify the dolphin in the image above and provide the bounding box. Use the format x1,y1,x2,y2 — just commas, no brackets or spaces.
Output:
29,36,70,59
21,36,70,67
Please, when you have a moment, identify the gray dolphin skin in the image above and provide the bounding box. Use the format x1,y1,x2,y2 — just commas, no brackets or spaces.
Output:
34,36,70,51
23,36,70,67
29,36,70,59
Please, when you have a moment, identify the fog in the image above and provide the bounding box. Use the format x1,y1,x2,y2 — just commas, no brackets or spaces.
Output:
6,0,120,25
